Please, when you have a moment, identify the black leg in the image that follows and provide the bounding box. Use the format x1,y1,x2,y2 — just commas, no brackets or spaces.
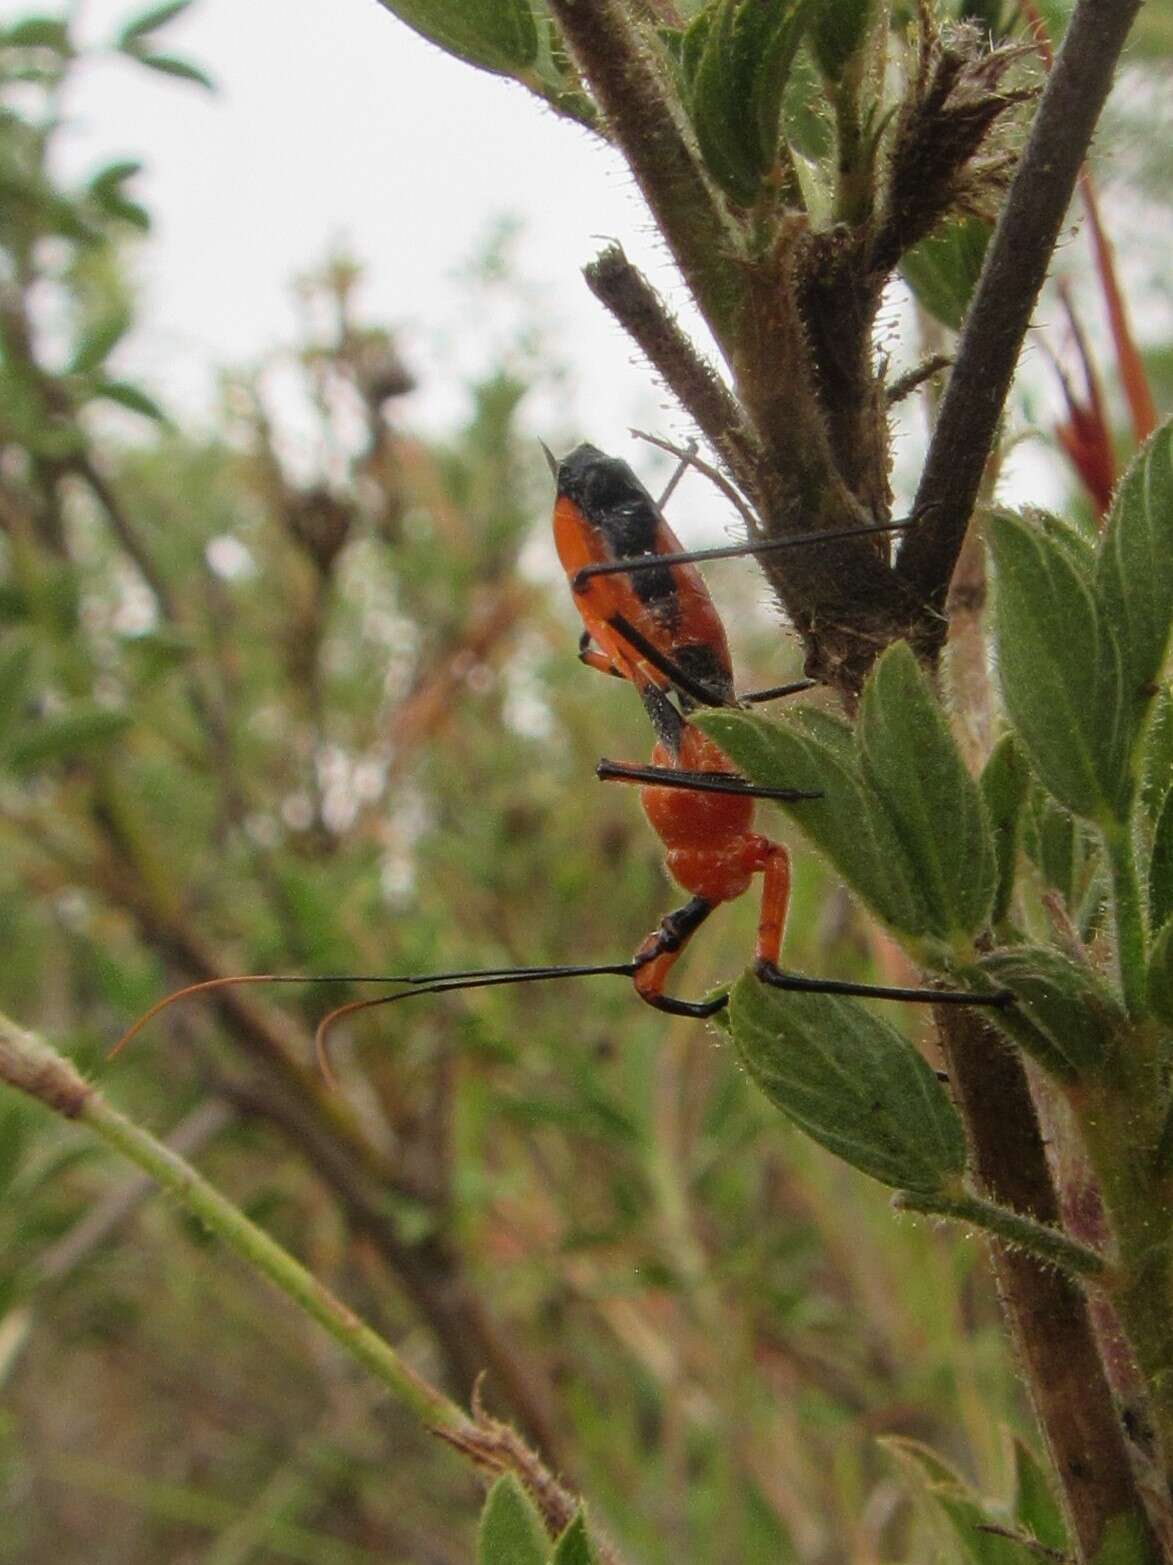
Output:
597,758,821,803
631,897,730,1017
753,960,1013,1007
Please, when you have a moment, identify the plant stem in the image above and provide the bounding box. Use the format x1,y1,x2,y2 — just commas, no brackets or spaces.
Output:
0,1013,630,1553
1102,817,1149,1016
1077,1075,1173,1491
932,1003,1159,1561
898,0,1145,625
894,1189,1107,1278
545,0,743,348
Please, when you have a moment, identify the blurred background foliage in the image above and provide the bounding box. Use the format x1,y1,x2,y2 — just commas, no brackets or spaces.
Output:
0,2,1168,1562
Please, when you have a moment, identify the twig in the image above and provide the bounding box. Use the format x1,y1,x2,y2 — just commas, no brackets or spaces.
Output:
546,0,742,347
932,1004,1158,1559
629,428,759,532
898,0,1145,623
34,1097,234,1285
0,1011,626,1563
584,245,760,490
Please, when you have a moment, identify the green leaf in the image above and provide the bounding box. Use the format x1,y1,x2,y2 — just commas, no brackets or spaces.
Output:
727,973,966,1191
980,945,1120,1077
68,311,132,375
90,378,167,422
4,706,132,772
811,0,874,79
688,0,814,205
550,1511,597,1565
87,159,144,196
980,734,1030,924
1021,783,1100,913
375,0,538,77
1150,788,1173,933
884,1437,1044,1564
1140,687,1173,826
120,629,192,684
478,1474,548,1565
127,52,214,88
117,0,194,45
3,16,71,51
1010,1435,1068,1554
0,639,34,749
900,216,990,331
87,161,150,229
1094,419,1173,740
857,641,996,938
1147,917,1173,1028
696,707,931,938
989,510,1128,822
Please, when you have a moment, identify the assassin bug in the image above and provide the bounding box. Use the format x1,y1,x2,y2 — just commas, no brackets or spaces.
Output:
112,440,1009,1073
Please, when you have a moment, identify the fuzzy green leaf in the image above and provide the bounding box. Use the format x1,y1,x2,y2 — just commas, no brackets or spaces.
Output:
688,0,813,205
375,0,538,77
857,641,996,938
900,216,990,331
1021,782,1100,913
5,706,131,772
1011,1436,1068,1555
1147,917,1173,1028
728,973,966,1191
1094,419,1173,740
990,510,1128,822
980,734,1030,924
811,0,873,79
884,1437,1044,1563
696,707,931,937
981,945,1120,1076
1140,687,1173,826
478,1475,548,1565
550,1512,597,1565
117,1,193,45
1150,788,1173,933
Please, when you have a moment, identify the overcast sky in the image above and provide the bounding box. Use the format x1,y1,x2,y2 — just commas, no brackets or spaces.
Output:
9,0,1081,527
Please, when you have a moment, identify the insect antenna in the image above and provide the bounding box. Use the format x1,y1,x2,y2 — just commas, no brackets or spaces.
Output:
312,961,639,1084
570,516,916,593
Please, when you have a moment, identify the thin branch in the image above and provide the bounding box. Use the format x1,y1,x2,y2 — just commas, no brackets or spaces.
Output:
933,1005,1158,1559
898,0,1145,621
584,245,760,491
546,0,742,348
0,1012,624,1558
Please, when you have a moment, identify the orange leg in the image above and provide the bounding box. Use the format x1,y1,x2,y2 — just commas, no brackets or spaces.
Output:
630,896,726,1017
578,631,625,680
753,840,792,967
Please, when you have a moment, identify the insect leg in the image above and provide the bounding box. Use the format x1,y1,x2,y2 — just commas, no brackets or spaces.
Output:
578,629,625,679
596,759,821,803
631,896,728,1017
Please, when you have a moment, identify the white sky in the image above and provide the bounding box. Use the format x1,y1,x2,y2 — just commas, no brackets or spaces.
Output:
9,0,1088,528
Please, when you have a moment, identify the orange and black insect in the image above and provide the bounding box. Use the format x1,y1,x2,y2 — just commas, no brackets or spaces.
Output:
112,442,1009,1071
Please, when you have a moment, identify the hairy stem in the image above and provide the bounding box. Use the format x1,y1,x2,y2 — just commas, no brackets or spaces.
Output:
898,0,1145,627
1102,817,1149,1017
894,1188,1107,1278
933,1004,1158,1560
0,1011,465,1433
546,0,742,348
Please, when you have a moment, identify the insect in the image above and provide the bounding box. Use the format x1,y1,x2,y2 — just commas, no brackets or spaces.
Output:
112,441,1009,1070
